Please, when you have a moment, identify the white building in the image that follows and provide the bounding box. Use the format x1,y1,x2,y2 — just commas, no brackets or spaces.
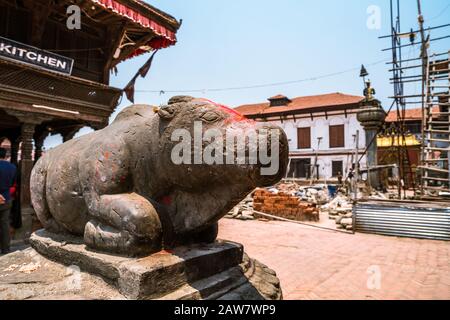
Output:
235,93,367,181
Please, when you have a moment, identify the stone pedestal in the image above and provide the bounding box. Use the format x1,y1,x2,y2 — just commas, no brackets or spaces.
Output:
357,100,386,189
0,230,282,300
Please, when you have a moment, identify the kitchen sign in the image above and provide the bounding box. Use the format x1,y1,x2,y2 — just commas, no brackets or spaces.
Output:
0,36,74,75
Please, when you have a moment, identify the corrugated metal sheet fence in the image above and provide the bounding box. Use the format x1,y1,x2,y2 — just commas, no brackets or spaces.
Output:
354,200,450,241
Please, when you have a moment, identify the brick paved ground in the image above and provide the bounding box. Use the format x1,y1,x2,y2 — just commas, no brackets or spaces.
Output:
218,219,450,300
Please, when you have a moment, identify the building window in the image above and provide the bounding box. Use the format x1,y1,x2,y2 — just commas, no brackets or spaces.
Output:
332,160,343,177
287,158,311,178
297,127,311,149
329,124,344,148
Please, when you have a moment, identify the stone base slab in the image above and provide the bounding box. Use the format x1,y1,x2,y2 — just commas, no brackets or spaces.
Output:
0,247,282,300
29,229,250,299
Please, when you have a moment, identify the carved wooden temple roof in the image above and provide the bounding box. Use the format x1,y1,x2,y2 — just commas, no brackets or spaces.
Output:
0,0,180,141
85,0,179,62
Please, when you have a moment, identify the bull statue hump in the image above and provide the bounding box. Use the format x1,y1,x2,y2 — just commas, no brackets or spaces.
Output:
30,96,288,256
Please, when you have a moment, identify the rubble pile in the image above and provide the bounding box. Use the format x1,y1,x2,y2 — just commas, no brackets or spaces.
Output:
226,182,331,222
296,185,330,205
321,195,354,231
269,183,330,205
225,194,255,220
268,182,300,195
226,178,400,232
253,189,319,222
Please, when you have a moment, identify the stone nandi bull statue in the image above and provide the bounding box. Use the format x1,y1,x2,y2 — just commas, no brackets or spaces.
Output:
31,96,288,256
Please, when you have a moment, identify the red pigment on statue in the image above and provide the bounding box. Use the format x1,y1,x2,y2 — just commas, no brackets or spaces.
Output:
156,249,174,255
160,195,172,205
197,98,252,123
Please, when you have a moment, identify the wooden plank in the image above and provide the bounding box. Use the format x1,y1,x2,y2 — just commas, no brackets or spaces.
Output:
423,186,450,191
417,166,449,173
422,176,450,182
424,147,450,151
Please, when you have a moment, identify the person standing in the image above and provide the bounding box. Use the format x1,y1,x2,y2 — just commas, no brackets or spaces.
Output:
346,167,354,194
0,147,16,254
337,171,343,186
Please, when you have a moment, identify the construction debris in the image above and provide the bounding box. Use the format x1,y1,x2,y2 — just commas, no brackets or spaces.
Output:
226,180,402,232
320,194,354,231
226,183,322,222
296,185,330,205
225,194,255,220
253,189,320,222
269,182,330,205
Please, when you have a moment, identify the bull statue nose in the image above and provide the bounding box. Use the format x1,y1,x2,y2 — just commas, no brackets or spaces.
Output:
253,123,289,186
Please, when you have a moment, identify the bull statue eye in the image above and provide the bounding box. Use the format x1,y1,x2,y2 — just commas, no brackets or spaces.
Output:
200,111,221,122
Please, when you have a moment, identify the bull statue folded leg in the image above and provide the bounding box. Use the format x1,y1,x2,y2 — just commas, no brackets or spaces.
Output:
31,96,288,256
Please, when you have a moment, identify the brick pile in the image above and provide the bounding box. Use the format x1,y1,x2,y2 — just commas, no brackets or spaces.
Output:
253,189,319,222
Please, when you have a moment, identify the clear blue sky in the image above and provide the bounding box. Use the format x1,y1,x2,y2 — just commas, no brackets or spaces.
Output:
44,0,450,148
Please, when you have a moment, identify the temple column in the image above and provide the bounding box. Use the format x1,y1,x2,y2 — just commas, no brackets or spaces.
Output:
5,110,53,239
20,123,34,160
7,122,37,239
19,122,36,211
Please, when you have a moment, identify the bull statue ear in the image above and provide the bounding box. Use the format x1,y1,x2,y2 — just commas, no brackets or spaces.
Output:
158,104,177,120
168,95,194,105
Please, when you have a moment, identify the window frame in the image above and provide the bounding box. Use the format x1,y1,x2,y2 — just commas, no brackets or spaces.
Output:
331,160,343,177
297,127,311,149
329,124,345,148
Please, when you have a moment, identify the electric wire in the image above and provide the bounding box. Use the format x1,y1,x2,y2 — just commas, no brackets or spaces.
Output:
135,59,390,94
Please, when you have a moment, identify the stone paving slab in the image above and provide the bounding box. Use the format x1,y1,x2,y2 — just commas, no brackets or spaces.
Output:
218,219,450,300
0,248,125,300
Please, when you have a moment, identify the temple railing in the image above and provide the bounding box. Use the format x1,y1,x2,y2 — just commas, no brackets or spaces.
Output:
0,59,122,119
